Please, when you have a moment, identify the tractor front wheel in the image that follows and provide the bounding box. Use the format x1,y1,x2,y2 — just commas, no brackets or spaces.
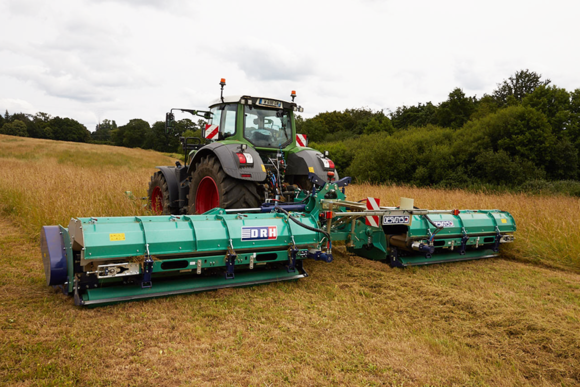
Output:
188,155,261,214
148,171,172,215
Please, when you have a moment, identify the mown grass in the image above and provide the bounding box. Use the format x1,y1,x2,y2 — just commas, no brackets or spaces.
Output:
1,134,580,386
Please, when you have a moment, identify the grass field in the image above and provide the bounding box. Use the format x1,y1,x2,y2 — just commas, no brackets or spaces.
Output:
1,134,580,386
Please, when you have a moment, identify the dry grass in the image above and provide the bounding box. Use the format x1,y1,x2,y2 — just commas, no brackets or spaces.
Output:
1,134,580,386
0,135,176,238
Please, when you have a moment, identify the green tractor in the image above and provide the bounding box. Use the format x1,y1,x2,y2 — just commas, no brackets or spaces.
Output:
148,79,338,215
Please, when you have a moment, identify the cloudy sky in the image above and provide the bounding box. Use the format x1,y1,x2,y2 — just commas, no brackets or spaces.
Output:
1,0,579,131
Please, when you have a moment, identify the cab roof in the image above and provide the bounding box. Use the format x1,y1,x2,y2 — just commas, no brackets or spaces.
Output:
208,95,296,108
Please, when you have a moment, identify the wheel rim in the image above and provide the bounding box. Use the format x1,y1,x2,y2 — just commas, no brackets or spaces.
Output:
151,186,163,214
196,176,219,213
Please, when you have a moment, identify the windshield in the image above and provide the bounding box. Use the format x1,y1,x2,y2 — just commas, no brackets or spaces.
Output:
244,105,292,148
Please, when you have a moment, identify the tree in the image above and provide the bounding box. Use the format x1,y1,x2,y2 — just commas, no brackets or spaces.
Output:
569,89,580,150
91,119,117,143
143,121,183,152
493,69,551,106
523,85,573,138
5,113,40,138
436,88,476,129
545,138,578,180
50,116,91,142
390,102,438,130
474,150,545,186
300,118,328,143
0,119,28,137
470,94,499,120
454,105,555,172
363,114,394,135
32,112,53,139
114,119,150,148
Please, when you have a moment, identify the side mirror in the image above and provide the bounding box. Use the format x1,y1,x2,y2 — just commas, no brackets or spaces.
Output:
165,112,175,134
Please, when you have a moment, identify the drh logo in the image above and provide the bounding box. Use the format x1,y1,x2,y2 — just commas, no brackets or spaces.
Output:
241,226,278,241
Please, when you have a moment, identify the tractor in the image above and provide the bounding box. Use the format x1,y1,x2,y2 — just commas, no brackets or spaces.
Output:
148,79,337,215
40,80,517,306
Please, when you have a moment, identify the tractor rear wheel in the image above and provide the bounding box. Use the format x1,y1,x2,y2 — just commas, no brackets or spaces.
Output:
148,171,172,215
188,155,261,214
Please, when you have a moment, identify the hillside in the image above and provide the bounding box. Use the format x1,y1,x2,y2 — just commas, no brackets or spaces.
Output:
1,134,579,386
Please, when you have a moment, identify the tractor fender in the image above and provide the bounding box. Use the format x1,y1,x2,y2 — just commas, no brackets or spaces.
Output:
155,166,182,208
286,148,339,181
187,142,267,182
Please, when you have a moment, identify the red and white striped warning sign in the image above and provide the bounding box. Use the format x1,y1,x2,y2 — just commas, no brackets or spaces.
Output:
204,124,219,140
296,134,308,147
365,197,381,227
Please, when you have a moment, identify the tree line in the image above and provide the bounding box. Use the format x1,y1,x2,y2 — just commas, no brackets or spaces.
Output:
2,70,579,193
0,111,205,154
299,70,580,193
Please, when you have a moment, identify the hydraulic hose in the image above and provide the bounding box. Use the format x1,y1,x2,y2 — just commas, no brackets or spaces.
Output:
423,214,443,243
274,207,332,252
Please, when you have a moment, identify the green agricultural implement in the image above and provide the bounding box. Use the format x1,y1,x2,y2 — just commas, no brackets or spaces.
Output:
41,181,516,306
40,81,516,306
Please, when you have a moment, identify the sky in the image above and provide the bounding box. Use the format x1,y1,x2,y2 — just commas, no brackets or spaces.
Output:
1,0,579,131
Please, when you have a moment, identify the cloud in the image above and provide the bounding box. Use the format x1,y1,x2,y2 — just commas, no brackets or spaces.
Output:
0,98,35,114
224,44,318,82
0,13,156,104
5,65,110,102
90,0,188,11
1,0,49,16
454,62,487,93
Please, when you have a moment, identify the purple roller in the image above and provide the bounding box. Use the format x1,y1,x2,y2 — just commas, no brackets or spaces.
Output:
40,226,68,286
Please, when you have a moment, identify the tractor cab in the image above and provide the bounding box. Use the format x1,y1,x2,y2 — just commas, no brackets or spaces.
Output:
205,94,303,150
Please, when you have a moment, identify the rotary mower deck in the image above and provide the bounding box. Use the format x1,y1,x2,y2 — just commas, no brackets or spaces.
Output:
41,177,516,306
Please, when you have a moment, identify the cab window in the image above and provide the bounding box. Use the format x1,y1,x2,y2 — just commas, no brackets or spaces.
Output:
209,106,222,127
209,104,236,139
244,105,292,148
222,104,236,138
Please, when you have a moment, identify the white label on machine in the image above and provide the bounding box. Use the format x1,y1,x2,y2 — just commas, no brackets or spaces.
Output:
434,221,454,227
241,226,278,241
383,216,411,225
256,98,283,108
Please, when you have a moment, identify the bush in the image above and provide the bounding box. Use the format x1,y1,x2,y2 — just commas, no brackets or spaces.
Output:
551,180,580,196
519,179,580,196
0,120,28,137
519,180,555,194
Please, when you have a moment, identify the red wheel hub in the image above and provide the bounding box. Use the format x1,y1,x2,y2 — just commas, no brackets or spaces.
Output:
196,176,219,213
151,186,163,214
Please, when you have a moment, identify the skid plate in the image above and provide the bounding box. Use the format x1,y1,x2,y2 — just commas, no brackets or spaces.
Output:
76,267,308,306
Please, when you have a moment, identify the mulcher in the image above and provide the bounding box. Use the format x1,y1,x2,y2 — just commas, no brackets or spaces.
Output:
40,81,517,306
